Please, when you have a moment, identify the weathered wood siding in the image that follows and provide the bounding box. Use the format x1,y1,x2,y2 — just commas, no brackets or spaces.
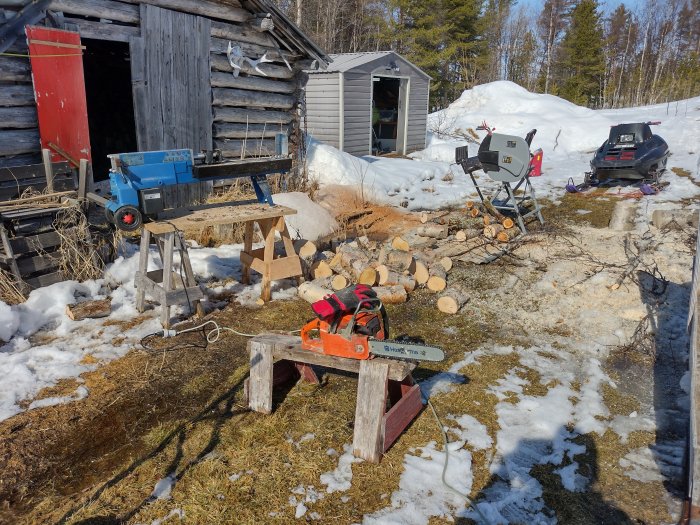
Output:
304,73,340,148
0,0,312,165
132,4,212,151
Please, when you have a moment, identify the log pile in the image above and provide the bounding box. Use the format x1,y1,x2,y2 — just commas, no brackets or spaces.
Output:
295,202,521,314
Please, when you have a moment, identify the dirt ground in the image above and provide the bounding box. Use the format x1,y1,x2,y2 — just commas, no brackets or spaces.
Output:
0,192,695,525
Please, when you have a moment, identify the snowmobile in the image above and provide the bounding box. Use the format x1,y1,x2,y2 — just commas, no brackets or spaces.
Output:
590,121,669,183
567,121,669,194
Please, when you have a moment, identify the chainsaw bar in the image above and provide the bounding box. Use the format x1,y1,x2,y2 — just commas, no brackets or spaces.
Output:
368,339,445,362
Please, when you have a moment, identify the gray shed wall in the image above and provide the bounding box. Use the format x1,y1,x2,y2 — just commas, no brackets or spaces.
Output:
305,73,341,148
307,53,429,156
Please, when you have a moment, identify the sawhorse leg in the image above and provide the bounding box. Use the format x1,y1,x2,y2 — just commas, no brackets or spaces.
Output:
160,231,175,328
174,232,204,319
242,221,254,285
135,228,151,313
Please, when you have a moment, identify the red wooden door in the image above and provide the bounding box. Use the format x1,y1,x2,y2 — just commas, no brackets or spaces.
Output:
26,26,91,165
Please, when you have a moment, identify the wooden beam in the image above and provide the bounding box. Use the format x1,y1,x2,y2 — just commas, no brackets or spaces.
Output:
42,148,54,193
0,106,37,129
213,106,292,124
211,52,293,79
215,138,276,157
210,36,298,62
210,71,295,94
49,0,140,24
210,19,275,48
214,122,289,139
0,84,35,107
64,17,140,43
212,87,294,109
118,0,249,23
0,56,30,82
0,129,39,156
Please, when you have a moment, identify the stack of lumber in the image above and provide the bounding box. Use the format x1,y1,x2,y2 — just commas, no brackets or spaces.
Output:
295,204,520,314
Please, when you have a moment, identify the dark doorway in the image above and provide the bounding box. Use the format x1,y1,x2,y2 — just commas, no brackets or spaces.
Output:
371,76,404,155
82,39,137,181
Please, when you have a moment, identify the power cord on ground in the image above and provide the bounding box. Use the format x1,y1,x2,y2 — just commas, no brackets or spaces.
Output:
423,392,493,525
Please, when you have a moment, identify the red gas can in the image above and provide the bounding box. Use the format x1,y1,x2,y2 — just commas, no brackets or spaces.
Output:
529,148,543,177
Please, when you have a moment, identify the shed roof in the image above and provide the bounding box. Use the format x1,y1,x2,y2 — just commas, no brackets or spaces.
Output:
318,51,430,80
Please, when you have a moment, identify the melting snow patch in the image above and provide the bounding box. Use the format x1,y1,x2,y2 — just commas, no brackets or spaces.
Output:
28,385,89,410
151,473,176,500
320,443,361,493
137,508,184,525
447,414,492,450
363,441,473,525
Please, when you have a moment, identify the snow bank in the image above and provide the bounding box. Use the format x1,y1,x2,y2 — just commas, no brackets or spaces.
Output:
272,192,338,240
307,80,700,207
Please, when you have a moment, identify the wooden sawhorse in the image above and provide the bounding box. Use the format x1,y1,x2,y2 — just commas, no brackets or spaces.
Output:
135,223,205,328
246,333,424,463
148,203,302,304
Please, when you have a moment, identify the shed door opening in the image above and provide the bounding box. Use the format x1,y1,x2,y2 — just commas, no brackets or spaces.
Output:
82,38,137,181
371,76,407,155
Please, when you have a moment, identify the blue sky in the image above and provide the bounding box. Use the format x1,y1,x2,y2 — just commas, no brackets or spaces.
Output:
518,0,644,14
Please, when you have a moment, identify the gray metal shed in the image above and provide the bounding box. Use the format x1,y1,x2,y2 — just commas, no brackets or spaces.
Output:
305,51,430,156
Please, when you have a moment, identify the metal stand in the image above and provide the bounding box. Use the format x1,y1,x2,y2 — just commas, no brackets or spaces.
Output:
467,170,544,233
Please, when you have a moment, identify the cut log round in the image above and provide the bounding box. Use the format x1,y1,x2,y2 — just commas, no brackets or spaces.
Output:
496,228,520,243
391,236,410,252
298,281,331,303
470,208,481,218
502,217,515,229
465,200,475,209
373,285,408,304
454,230,467,242
426,266,447,292
483,224,505,239
357,267,378,286
385,250,415,273
331,274,348,290
377,265,416,292
311,260,333,279
416,223,449,239
439,257,453,272
437,288,470,314
413,260,429,285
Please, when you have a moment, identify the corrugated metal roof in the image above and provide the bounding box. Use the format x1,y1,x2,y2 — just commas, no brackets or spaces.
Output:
312,51,431,80
325,52,394,72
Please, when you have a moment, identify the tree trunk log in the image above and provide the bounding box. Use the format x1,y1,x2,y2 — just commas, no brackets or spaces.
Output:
437,288,469,314
426,266,447,292
373,285,408,304
502,217,515,229
212,88,295,109
331,274,348,291
298,280,331,303
413,260,429,285
415,223,449,239
213,106,293,124
384,250,414,273
376,265,416,292
438,256,453,272
496,228,520,243
484,224,505,239
310,260,333,279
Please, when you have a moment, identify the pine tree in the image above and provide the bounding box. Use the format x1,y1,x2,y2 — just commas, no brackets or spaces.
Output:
558,0,606,106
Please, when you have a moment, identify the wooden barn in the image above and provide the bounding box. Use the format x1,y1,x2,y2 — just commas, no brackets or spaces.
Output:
0,0,329,180
304,51,430,157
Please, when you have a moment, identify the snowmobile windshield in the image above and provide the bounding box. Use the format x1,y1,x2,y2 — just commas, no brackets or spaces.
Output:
608,123,651,145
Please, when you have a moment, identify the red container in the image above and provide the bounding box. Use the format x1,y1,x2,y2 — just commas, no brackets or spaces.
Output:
529,148,543,176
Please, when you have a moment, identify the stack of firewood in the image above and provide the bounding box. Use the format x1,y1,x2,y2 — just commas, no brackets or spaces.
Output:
295,201,520,314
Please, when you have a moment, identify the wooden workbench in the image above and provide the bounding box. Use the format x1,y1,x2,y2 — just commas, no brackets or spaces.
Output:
136,203,303,326
246,333,423,463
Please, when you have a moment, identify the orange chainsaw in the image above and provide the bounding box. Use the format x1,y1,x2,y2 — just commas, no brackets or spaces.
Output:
301,286,444,362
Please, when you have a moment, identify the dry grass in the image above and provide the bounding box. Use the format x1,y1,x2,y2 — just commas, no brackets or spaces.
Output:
0,267,679,525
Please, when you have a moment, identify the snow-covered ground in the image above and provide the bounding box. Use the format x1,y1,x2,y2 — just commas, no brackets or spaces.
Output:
307,81,700,210
0,192,334,422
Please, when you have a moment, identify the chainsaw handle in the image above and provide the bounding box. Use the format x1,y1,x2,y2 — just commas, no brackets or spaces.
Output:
300,318,324,351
